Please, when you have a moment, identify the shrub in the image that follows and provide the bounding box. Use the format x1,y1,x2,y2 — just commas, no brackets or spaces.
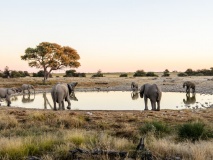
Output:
140,121,171,137
64,70,86,77
162,69,170,77
133,70,146,77
33,70,52,78
146,72,158,77
177,72,188,77
119,73,128,77
178,122,206,141
92,70,103,77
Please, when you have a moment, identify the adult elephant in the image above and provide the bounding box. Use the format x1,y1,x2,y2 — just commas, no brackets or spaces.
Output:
0,88,18,106
21,84,35,94
139,83,162,111
183,81,195,94
51,83,75,110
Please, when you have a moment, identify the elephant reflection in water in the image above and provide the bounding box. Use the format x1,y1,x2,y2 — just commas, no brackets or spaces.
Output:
183,93,196,105
22,93,35,103
131,91,139,100
43,92,53,109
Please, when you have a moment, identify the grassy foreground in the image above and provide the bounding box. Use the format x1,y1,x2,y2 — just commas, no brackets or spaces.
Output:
0,107,212,160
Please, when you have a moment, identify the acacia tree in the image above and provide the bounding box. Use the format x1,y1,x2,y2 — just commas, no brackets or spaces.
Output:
21,42,80,83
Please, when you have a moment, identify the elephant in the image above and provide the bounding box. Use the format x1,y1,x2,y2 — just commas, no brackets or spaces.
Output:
69,82,78,93
139,83,162,111
131,91,139,100
131,82,138,91
183,93,196,105
70,92,78,101
51,83,75,110
21,84,35,94
0,88,18,106
183,81,195,94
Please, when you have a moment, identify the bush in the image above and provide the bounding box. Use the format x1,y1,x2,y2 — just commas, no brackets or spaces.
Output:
92,70,103,77
133,70,146,77
119,73,128,77
64,70,86,77
177,72,188,77
33,70,52,78
162,69,170,77
140,121,171,137
178,122,206,141
146,72,158,77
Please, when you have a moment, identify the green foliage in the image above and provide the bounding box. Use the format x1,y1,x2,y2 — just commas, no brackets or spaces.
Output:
184,67,213,76
33,70,52,78
133,70,146,77
64,69,86,77
119,73,128,77
146,72,158,77
177,72,188,77
178,122,206,141
1,66,30,78
92,70,104,77
162,69,170,77
140,121,171,137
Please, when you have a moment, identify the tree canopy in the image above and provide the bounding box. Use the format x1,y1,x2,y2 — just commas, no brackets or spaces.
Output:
21,42,80,82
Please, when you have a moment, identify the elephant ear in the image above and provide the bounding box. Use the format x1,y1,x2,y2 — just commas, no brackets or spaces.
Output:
139,85,145,98
67,84,73,95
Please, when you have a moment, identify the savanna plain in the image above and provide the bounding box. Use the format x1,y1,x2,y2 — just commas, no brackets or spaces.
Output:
0,72,213,160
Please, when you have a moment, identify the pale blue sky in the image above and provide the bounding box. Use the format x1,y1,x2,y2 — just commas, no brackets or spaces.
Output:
0,0,213,73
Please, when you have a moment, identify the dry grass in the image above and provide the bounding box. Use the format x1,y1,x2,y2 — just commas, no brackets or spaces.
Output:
147,135,213,160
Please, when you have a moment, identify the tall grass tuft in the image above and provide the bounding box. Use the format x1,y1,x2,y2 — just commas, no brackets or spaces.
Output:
139,121,171,137
178,122,206,141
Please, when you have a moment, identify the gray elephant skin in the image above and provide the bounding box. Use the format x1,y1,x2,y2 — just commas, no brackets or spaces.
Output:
51,83,75,110
139,83,162,111
0,88,17,106
131,82,138,91
21,84,35,94
183,81,195,94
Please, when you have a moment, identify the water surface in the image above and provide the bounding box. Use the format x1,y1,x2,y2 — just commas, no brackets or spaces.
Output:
4,91,213,110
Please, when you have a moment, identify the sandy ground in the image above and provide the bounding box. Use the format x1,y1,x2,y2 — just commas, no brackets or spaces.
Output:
0,75,213,94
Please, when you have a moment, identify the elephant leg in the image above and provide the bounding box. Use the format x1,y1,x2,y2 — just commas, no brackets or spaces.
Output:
6,95,11,107
62,101,65,110
58,101,62,110
67,98,71,110
144,97,148,110
53,101,57,111
156,101,160,111
150,100,155,110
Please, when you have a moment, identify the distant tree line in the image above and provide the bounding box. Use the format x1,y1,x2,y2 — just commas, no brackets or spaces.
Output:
0,66,30,78
178,68,213,77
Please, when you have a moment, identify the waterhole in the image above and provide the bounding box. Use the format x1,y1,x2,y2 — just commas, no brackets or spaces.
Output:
2,91,213,110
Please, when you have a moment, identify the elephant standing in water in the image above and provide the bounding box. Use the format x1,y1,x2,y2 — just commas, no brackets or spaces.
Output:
21,84,35,94
0,88,18,106
183,81,195,94
131,82,138,91
51,83,75,110
139,83,162,111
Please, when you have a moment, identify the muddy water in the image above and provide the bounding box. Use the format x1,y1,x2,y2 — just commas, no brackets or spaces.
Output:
4,91,213,110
